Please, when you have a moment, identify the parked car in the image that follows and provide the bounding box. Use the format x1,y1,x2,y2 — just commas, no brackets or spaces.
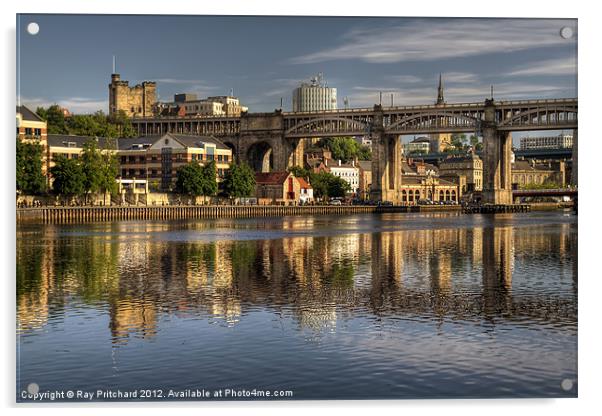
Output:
329,199,342,206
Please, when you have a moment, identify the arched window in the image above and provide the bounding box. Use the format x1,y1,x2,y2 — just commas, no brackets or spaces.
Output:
451,190,457,202
401,190,407,202
445,190,450,201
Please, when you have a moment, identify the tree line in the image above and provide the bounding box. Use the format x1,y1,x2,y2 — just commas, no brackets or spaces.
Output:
36,105,137,138
175,161,256,199
49,140,120,203
316,137,372,163
16,135,257,200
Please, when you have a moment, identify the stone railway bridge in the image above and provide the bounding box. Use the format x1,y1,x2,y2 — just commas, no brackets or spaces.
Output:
131,98,578,204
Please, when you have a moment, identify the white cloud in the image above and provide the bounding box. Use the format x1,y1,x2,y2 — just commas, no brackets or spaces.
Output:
344,81,572,108
506,57,577,76
443,72,480,84
289,19,576,64
19,96,107,114
388,75,423,84
151,78,208,84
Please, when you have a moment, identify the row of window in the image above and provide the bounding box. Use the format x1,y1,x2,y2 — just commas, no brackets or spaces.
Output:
400,189,457,202
51,152,78,160
512,174,552,184
121,168,228,178
120,154,230,164
18,127,43,136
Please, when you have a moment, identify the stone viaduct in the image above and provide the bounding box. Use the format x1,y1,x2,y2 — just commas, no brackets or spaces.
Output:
131,98,578,205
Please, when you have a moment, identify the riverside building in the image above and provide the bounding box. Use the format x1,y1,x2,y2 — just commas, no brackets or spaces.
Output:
519,134,573,150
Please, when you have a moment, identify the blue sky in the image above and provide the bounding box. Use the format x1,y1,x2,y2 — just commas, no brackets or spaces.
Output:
17,15,577,142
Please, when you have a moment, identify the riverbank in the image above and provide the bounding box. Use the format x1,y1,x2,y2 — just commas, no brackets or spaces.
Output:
16,204,464,223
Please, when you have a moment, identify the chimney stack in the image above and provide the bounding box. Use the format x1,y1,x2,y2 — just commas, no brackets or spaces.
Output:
338,159,341,166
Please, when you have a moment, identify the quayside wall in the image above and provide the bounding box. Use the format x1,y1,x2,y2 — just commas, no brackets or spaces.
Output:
16,204,463,224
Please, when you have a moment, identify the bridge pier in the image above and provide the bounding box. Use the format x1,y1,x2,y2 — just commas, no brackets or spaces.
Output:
571,129,578,186
370,106,402,204
482,101,513,205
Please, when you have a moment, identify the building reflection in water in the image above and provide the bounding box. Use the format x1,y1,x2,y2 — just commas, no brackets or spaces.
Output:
17,215,577,343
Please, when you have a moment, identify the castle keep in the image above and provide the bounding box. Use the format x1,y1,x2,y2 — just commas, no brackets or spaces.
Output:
109,73,156,118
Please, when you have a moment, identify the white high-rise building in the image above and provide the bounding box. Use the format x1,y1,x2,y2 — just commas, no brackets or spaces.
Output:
292,73,337,112
519,134,573,150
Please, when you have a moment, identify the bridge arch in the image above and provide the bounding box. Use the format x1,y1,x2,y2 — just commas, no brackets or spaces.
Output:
498,107,577,127
247,141,274,173
387,111,481,132
285,117,369,137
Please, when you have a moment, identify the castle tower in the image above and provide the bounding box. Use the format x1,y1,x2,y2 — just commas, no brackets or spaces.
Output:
109,73,157,118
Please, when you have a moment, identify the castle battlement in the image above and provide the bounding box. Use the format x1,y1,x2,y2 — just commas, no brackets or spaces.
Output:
109,74,157,118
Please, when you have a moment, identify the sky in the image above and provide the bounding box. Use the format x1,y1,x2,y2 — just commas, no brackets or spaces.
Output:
16,15,577,142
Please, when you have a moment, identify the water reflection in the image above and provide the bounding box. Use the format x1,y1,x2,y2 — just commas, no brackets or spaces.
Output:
16,213,577,398
17,214,577,340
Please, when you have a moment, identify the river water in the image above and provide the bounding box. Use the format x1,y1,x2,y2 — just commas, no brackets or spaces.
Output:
16,211,577,401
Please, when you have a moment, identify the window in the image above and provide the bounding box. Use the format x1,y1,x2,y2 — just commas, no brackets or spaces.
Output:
218,154,223,162
72,154,79,159
25,128,33,135
129,156,135,163
207,154,214,161
34,128,42,136
121,156,127,163
224,155,229,162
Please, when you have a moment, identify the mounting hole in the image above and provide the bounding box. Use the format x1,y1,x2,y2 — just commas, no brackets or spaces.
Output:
27,382,39,394
27,22,40,35
561,378,574,391
560,27,573,39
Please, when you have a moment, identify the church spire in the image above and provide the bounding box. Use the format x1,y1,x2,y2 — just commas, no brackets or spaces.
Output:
436,73,445,105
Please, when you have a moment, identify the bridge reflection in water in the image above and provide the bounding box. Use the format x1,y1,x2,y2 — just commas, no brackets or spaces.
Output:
16,213,577,399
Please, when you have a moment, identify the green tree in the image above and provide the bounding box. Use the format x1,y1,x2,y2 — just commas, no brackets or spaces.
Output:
357,145,372,160
176,163,205,196
36,106,137,138
16,137,46,194
78,138,119,203
36,105,68,134
309,171,351,199
50,155,85,198
81,140,105,197
109,110,137,138
98,140,119,202
222,162,256,199
470,135,479,147
201,160,218,197
319,137,370,162
288,166,311,180
176,160,218,198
